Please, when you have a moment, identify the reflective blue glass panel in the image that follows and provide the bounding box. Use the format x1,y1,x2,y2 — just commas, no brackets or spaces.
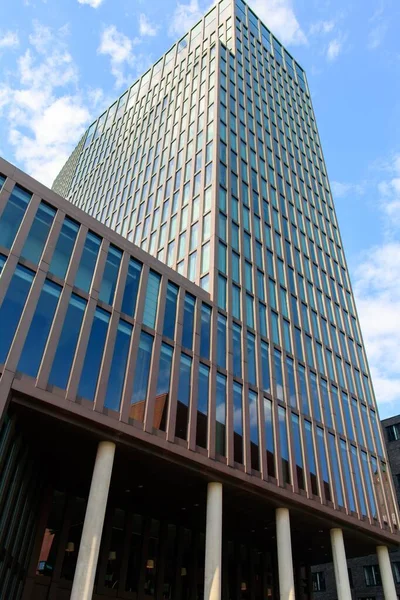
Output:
249,390,259,470
350,445,367,516
361,404,374,452
49,294,87,389
233,382,243,463
232,323,242,378
131,331,154,411
216,373,226,456
361,450,377,518
182,293,196,349
278,406,290,484
298,365,309,415
317,427,331,501
247,332,256,385
328,433,344,507
0,185,31,249
340,439,356,512
176,353,192,440
331,385,344,434
78,307,110,401
216,314,226,368
0,264,34,363
17,280,61,377
264,397,275,477
49,217,79,279
261,341,270,393
310,372,321,422
305,420,318,495
104,320,133,411
21,202,55,264
292,414,304,489
143,271,161,329
274,349,283,401
370,410,384,457
121,258,142,316
196,363,210,449
99,245,122,305
163,282,179,339
200,303,212,359
321,379,332,428
156,342,174,396
351,398,364,446
74,231,101,292
287,357,296,407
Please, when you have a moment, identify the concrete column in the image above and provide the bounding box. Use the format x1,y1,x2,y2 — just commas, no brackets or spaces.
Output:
377,545,397,600
204,482,223,600
330,528,351,600
276,507,295,600
70,440,116,600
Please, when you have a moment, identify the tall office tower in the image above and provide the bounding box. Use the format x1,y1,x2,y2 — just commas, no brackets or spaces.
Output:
0,1,398,599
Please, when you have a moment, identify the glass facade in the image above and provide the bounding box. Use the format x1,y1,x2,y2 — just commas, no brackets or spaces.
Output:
0,0,397,541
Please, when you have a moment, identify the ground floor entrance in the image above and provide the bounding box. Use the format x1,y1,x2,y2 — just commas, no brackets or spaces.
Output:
0,397,393,600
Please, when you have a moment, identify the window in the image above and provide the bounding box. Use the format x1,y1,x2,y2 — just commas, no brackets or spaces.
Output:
182,293,196,349
77,307,110,401
121,258,142,316
17,280,61,378
104,320,133,412
217,314,226,368
0,264,34,363
49,217,79,280
196,363,210,449
156,343,174,397
364,565,381,587
0,184,31,249
392,561,400,584
99,245,122,305
74,231,101,292
312,571,326,592
49,294,87,389
386,423,400,442
278,406,290,484
21,202,55,265
143,271,161,329
131,331,154,419
176,353,192,440
163,282,179,339
216,373,227,456
200,303,212,359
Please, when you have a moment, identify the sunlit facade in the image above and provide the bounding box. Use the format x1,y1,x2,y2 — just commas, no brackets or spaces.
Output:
0,0,398,599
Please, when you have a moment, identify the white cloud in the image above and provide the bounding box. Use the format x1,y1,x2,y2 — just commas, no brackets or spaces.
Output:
169,0,205,37
0,21,94,185
77,0,104,8
368,22,388,50
139,14,159,37
246,0,307,45
331,180,366,198
0,31,19,50
327,37,343,61
376,154,400,229
309,20,335,36
98,25,141,88
354,243,400,415
352,154,400,417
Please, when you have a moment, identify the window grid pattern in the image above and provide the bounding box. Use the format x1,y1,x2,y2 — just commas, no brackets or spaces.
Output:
0,170,398,536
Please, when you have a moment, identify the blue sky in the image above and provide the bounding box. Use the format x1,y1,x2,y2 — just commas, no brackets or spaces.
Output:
0,0,400,417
